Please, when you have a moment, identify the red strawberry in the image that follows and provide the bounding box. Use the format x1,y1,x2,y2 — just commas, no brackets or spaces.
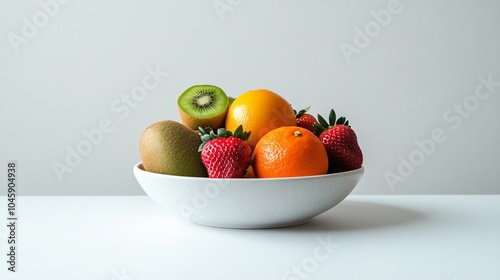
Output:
198,125,252,178
313,109,363,172
294,106,319,133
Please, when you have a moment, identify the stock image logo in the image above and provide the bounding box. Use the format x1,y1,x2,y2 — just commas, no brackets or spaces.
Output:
282,235,339,280
385,74,499,191
213,0,244,21
7,0,71,53
51,64,169,182
339,0,409,63
111,267,134,280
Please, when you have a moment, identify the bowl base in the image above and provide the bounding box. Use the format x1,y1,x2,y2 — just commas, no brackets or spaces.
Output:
189,218,311,229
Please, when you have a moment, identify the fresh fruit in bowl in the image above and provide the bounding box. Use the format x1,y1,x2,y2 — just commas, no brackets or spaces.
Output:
139,84,364,178
135,84,365,227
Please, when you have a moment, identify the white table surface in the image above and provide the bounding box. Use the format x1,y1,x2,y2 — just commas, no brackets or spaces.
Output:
0,195,499,280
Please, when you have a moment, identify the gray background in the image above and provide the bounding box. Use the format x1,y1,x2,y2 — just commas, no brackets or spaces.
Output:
1,0,499,195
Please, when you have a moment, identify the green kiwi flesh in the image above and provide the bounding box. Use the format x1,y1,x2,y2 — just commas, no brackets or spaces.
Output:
177,85,229,130
178,85,228,119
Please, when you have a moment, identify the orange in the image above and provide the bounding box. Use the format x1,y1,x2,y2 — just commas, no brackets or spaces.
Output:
252,126,328,178
225,89,296,148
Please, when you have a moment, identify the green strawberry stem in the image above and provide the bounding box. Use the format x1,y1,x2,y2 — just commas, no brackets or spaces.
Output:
198,125,251,152
293,106,311,118
313,109,351,136
328,109,336,125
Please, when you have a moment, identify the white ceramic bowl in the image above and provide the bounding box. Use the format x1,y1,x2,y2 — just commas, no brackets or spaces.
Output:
133,163,364,229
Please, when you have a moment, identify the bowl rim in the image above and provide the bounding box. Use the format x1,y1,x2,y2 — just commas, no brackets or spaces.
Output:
133,162,364,181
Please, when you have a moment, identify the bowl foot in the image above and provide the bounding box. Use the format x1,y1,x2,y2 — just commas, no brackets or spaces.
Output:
189,219,311,229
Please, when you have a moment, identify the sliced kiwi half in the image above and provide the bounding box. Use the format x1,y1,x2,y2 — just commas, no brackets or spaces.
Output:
177,85,229,130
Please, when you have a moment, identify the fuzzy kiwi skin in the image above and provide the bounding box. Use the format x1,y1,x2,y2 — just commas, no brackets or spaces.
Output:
178,102,228,130
140,120,207,177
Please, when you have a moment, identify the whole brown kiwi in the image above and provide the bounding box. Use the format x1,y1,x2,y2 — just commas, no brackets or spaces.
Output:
140,120,207,177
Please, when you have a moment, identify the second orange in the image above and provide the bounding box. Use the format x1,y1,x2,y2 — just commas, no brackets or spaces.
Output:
225,89,296,148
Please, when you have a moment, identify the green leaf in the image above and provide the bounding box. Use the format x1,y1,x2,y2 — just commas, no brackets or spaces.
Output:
201,134,211,142
312,123,323,136
198,127,209,135
244,131,251,141
295,106,310,117
234,124,243,137
344,120,350,127
328,109,336,126
317,114,329,128
299,106,311,115
198,142,206,152
336,116,346,125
